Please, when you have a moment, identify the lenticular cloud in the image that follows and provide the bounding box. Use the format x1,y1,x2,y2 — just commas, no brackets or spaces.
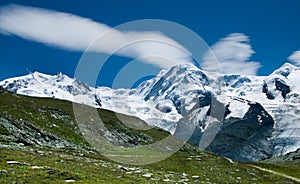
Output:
288,51,300,66
202,33,261,75
0,4,192,68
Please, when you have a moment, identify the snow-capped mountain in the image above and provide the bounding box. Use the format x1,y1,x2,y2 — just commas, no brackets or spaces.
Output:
1,63,299,162
220,63,300,157
0,72,98,106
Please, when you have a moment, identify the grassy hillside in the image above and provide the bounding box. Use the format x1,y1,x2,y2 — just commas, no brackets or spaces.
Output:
252,149,300,179
0,87,299,183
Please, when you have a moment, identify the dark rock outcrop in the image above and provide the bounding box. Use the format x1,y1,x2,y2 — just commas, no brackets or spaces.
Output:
206,102,274,162
275,78,291,98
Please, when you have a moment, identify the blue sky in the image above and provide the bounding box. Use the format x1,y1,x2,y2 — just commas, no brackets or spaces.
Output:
0,0,300,88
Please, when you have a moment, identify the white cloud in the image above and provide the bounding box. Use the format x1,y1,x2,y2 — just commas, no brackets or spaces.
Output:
0,4,192,68
202,33,261,75
288,50,300,66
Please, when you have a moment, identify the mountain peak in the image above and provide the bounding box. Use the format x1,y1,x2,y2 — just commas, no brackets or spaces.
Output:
272,62,298,77
29,71,54,80
279,62,297,69
158,64,200,75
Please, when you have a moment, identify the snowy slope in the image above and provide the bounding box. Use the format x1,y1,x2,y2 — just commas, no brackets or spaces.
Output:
221,63,300,156
1,63,299,161
0,72,101,107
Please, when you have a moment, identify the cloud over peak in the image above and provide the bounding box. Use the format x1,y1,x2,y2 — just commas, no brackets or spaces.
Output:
288,50,300,66
0,5,264,75
202,33,261,75
0,4,192,68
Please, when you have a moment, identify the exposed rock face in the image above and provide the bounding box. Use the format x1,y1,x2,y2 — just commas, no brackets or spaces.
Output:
262,83,275,100
206,102,274,161
0,114,75,149
174,98,275,162
275,78,291,98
